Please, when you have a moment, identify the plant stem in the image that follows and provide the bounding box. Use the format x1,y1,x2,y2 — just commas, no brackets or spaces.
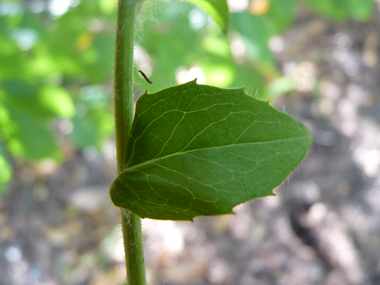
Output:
114,0,146,284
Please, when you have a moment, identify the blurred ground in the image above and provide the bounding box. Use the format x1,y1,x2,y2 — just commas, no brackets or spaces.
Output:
2,6,380,285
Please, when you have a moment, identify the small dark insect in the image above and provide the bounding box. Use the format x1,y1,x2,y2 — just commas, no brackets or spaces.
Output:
138,70,153,84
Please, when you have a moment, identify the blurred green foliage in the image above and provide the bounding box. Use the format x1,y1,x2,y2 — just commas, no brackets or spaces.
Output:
0,0,375,195
300,0,374,21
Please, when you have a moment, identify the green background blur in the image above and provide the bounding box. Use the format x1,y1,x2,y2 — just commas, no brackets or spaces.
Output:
0,0,375,194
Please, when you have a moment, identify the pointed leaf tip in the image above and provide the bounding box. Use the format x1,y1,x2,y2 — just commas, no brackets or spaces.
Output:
186,0,229,34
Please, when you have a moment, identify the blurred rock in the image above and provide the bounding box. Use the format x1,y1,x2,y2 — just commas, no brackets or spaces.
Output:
68,186,109,213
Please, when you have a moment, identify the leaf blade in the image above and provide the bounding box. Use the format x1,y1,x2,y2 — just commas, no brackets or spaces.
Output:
111,81,311,220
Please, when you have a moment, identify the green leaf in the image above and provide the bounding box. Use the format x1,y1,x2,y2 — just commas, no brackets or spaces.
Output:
110,81,311,221
70,85,114,150
230,12,277,71
267,0,296,33
0,82,63,161
39,86,75,119
299,0,348,21
187,0,229,33
343,0,374,22
300,0,375,22
0,142,12,196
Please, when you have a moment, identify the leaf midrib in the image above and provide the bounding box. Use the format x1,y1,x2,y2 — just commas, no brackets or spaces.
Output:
125,134,310,171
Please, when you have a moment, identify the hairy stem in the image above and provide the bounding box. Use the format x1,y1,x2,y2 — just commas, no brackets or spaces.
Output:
114,0,146,284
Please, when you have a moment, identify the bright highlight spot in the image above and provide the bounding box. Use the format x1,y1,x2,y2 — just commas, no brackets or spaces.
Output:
49,0,72,16
269,36,285,53
176,66,206,84
134,45,153,78
189,8,208,30
230,33,246,63
227,0,248,12
11,29,38,50
249,0,270,15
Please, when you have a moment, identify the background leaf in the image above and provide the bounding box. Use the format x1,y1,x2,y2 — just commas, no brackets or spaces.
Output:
110,81,311,220
0,1,116,185
0,81,74,161
186,0,229,33
70,85,114,150
343,0,374,21
299,0,374,22
0,142,12,195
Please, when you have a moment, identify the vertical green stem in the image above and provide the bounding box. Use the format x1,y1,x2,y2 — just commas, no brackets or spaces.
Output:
114,0,146,284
